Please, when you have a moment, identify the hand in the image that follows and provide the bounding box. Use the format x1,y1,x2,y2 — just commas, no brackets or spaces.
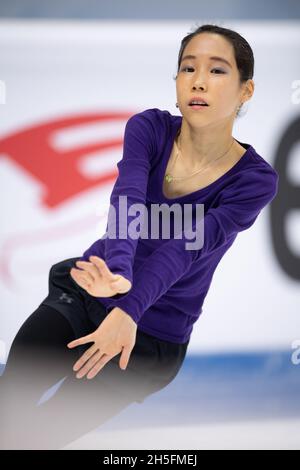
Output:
70,255,132,298
67,307,137,379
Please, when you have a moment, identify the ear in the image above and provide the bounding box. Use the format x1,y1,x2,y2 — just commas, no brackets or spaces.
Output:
242,78,255,104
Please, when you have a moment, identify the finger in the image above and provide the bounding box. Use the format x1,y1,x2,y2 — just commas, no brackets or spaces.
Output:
119,345,132,370
71,274,91,294
109,274,131,287
86,354,114,380
109,277,132,294
75,350,104,379
70,269,90,291
109,280,122,294
67,333,94,349
89,256,117,282
73,344,98,372
71,267,94,285
109,274,122,284
70,267,90,285
74,261,100,283
70,268,95,293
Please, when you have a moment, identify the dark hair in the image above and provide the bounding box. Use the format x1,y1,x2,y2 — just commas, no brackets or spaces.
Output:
175,23,254,117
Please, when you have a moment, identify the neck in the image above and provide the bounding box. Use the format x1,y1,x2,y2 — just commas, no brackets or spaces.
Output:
177,119,237,169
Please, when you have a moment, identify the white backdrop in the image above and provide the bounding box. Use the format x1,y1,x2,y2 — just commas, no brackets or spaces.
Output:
0,20,299,360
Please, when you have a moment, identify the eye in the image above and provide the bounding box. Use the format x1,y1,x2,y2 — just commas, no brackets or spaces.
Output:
211,68,226,74
180,66,226,74
181,66,194,72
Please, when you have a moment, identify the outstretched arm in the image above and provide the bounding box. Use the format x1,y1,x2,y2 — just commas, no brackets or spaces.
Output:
103,167,279,323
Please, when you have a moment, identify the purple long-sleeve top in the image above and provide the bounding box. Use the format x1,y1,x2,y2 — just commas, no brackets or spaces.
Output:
79,107,279,344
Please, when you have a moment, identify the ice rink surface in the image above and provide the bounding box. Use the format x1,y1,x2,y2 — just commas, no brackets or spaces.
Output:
1,350,299,450
1,350,294,450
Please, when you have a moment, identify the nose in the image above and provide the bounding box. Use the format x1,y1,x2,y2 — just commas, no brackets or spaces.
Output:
192,73,206,91
193,80,206,91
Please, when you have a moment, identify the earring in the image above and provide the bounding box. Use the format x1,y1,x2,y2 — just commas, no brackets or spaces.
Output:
236,103,242,115
176,102,179,108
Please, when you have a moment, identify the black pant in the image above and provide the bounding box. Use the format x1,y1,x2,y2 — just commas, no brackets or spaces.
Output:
0,303,188,449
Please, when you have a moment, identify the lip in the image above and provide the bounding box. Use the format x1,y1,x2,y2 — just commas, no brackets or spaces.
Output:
188,96,209,106
188,104,209,110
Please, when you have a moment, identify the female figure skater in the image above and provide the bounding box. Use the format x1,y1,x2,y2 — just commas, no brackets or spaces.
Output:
0,23,279,449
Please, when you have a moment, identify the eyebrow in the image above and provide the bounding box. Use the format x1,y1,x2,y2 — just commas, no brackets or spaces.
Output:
181,54,232,68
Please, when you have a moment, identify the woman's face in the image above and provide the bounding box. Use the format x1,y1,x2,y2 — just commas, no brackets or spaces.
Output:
176,32,252,126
